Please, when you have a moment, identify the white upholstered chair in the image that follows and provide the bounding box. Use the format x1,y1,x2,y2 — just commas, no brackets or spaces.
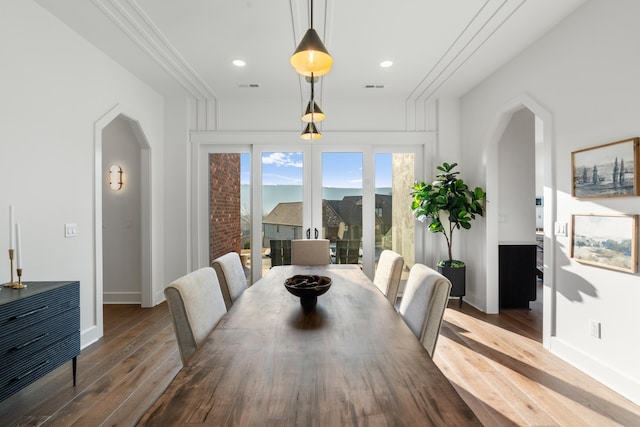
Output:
291,239,331,265
164,267,227,364
398,263,452,358
373,250,404,307
211,252,248,310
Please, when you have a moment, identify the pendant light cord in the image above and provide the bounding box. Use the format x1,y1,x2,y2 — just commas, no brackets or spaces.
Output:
310,0,314,29
311,72,315,137
310,73,315,107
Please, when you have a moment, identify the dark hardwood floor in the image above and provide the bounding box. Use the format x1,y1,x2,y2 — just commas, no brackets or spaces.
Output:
1,284,639,426
0,304,183,427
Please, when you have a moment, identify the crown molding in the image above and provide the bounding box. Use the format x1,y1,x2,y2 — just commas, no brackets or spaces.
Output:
91,0,217,101
408,0,526,104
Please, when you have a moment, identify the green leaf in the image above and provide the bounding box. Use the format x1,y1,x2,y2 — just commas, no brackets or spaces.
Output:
412,162,485,252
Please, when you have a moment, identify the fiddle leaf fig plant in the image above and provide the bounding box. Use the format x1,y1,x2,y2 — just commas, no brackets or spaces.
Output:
411,162,486,266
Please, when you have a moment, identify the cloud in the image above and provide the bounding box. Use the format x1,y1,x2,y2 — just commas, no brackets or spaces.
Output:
262,152,303,168
262,173,302,185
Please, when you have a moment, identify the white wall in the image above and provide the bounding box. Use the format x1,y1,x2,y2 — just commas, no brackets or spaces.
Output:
460,0,640,404
218,97,409,132
162,96,191,287
498,108,536,243
102,116,141,303
0,0,165,347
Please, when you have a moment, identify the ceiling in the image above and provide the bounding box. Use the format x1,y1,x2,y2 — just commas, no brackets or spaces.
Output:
36,0,586,112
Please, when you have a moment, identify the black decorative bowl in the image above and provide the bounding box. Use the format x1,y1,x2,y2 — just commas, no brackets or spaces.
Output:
284,275,332,311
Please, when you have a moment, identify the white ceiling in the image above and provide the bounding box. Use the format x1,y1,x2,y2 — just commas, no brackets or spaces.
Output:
35,0,586,109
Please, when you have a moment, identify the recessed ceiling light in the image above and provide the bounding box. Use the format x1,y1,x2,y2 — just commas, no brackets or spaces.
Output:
232,59,246,67
380,60,393,68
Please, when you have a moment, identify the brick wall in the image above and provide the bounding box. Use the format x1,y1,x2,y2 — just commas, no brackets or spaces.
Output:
209,153,241,264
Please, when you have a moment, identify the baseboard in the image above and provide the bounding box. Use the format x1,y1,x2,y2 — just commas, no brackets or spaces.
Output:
81,325,101,349
103,291,141,304
154,290,166,306
550,336,640,405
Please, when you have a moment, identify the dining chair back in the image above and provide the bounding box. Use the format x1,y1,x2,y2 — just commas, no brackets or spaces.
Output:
398,263,452,358
269,239,292,267
335,239,360,264
291,239,331,265
212,252,248,310
373,250,404,306
164,267,227,364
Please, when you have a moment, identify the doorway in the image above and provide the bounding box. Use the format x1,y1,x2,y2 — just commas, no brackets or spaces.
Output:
91,106,152,345
102,115,142,304
486,94,555,348
197,142,422,285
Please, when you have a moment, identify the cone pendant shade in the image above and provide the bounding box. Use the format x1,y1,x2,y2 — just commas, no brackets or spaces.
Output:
290,28,333,77
301,100,325,122
300,122,322,140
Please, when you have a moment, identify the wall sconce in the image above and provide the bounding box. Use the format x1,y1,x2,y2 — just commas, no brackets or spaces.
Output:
109,164,123,191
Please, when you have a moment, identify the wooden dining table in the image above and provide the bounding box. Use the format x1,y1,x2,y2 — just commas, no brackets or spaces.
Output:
138,265,481,426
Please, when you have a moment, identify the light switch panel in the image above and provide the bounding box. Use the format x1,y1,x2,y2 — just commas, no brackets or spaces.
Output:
65,223,78,238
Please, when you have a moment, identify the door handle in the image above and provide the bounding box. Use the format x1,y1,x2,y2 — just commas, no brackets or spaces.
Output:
306,228,311,239
314,228,319,239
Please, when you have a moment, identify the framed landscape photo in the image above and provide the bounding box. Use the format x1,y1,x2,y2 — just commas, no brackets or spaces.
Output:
571,137,639,198
571,214,638,273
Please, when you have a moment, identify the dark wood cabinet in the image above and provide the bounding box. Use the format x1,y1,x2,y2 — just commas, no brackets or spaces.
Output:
499,245,537,309
0,281,80,402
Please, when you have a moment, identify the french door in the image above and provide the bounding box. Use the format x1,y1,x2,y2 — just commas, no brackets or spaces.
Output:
202,143,421,286
311,146,417,280
256,147,311,279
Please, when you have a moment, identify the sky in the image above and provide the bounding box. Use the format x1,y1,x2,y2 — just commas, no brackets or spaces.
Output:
240,152,393,188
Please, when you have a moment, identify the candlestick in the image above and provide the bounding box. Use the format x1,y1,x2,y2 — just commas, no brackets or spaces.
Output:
3,249,17,287
9,205,15,250
15,223,22,270
14,267,26,289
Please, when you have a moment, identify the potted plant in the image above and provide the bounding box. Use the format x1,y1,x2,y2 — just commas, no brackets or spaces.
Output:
411,162,486,307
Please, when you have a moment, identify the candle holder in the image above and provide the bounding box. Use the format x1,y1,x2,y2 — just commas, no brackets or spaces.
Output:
13,268,26,289
4,249,17,287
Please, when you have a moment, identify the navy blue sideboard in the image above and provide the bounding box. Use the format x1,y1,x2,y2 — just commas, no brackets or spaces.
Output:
0,281,80,402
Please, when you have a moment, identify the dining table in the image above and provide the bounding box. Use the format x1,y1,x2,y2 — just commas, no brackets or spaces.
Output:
137,264,481,426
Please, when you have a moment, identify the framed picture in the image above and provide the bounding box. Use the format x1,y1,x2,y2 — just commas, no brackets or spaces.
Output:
571,214,638,273
571,137,639,198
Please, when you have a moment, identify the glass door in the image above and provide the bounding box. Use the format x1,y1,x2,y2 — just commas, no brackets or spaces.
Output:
310,146,419,283
374,151,416,288
258,150,310,278
197,137,423,288
209,151,252,287
317,151,364,267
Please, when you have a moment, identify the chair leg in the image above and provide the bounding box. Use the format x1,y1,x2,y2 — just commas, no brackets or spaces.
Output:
459,297,463,308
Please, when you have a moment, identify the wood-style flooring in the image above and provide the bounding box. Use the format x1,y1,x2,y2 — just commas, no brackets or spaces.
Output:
435,285,640,426
0,304,183,427
1,284,639,426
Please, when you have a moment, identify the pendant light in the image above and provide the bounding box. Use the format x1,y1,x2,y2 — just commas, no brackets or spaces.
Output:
301,74,325,122
301,101,325,122
301,122,322,140
290,0,333,77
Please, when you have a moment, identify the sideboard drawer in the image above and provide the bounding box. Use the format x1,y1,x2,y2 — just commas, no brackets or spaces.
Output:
0,281,80,403
0,283,79,337
0,307,80,367
0,332,80,402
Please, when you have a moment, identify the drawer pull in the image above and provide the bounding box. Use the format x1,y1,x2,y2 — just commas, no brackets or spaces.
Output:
14,360,50,382
14,305,49,319
14,333,49,351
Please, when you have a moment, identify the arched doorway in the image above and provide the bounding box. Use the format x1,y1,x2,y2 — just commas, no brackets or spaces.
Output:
93,105,152,339
102,115,142,304
485,93,555,348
